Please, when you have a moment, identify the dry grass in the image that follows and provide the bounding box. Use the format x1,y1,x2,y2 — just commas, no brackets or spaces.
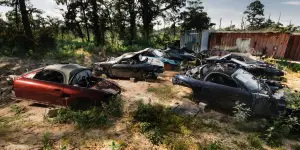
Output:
147,84,177,101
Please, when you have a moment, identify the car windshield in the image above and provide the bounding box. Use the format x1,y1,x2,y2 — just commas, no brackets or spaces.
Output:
232,69,268,93
70,70,92,85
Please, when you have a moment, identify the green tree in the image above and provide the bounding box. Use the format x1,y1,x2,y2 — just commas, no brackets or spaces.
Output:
244,0,265,30
138,0,185,39
180,0,214,31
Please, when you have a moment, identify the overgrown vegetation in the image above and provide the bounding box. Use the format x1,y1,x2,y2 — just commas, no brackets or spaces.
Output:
43,132,52,150
54,96,123,129
132,102,192,145
233,101,251,123
263,115,299,147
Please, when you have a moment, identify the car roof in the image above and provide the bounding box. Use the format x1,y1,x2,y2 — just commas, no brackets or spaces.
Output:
44,64,88,84
202,64,238,77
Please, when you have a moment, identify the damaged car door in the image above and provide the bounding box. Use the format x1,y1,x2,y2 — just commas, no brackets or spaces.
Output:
14,70,65,105
111,58,137,78
204,72,252,109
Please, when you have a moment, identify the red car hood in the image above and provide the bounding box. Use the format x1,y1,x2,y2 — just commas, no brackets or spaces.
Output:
90,79,121,95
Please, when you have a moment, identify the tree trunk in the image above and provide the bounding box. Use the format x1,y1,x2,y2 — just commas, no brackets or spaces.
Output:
91,0,101,46
19,0,34,49
15,0,19,26
172,21,176,37
128,0,136,45
81,0,90,42
140,0,152,39
100,18,105,45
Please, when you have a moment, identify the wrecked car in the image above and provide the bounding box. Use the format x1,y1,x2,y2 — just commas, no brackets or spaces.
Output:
163,47,196,62
205,53,284,77
173,66,287,116
93,49,164,79
11,64,121,109
144,48,181,65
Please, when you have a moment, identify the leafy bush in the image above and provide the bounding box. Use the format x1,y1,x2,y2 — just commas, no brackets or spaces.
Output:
264,115,299,146
55,96,123,129
285,89,300,109
55,107,108,129
233,101,251,123
132,102,190,145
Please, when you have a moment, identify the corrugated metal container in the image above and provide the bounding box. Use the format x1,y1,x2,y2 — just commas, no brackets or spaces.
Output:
180,30,201,52
209,32,291,58
285,34,300,61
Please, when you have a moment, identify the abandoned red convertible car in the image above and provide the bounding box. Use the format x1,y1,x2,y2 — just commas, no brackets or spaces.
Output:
10,64,121,108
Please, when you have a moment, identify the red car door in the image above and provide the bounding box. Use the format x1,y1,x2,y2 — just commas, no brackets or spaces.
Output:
14,78,65,106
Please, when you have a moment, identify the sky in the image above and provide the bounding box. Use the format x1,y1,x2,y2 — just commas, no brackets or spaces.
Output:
1,0,300,29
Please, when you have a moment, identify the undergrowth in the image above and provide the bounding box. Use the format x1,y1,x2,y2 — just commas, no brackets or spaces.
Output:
132,101,192,145
54,95,123,129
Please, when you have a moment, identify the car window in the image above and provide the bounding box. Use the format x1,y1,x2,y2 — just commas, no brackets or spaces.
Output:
205,73,238,88
70,70,92,85
33,70,64,84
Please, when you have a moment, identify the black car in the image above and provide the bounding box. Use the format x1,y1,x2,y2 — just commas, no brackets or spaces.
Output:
205,53,284,77
173,66,287,116
93,49,164,79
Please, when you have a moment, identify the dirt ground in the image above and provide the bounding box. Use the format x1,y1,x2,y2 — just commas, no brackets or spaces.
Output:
0,57,300,150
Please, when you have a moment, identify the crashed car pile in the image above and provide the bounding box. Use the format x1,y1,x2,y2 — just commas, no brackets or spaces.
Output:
173,51,292,117
7,47,296,117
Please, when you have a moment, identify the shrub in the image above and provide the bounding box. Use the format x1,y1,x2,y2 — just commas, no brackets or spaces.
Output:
285,89,300,109
102,95,124,117
55,107,108,129
264,115,299,146
233,101,251,123
132,102,190,145
54,96,123,129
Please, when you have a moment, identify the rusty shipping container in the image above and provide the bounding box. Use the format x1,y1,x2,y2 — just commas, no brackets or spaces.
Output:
208,32,291,58
285,34,300,61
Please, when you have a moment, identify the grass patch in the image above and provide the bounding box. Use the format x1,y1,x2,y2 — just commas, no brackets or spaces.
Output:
10,104,26,114
132,102,192,145
43,131,52,150
147,85,176,101
247,135,264,150
199,141,222,150
54,95,123,129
